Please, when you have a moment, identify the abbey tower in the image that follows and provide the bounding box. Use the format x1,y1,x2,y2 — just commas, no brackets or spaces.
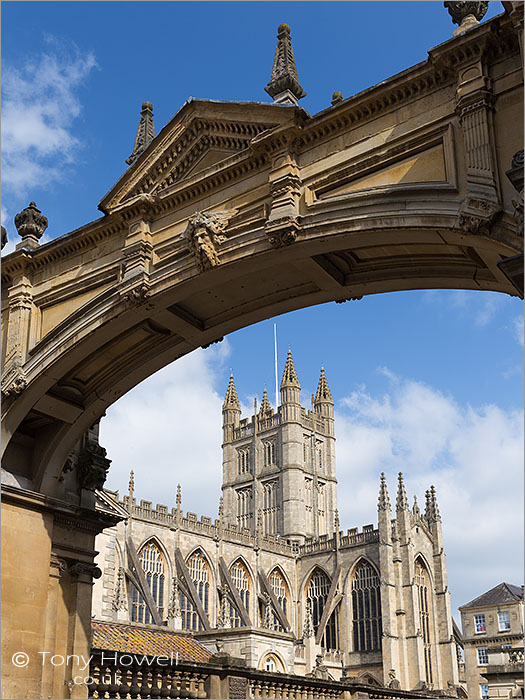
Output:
221,350,337,543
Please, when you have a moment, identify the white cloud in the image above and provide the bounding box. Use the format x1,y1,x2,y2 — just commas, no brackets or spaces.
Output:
1,41,97,194
335,373,523,615
100,341,231,520
512,315,524,347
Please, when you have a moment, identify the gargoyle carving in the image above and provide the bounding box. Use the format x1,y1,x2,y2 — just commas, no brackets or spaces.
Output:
183,210,237,272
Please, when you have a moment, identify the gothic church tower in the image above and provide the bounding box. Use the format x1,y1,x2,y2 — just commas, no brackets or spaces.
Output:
221,351,337,544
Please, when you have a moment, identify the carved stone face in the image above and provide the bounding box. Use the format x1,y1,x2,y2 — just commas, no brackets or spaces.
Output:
191,225,219,271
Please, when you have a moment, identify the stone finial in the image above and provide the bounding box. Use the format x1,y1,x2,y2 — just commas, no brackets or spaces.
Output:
378,472,391,511
334,509,340,532
424,489,432,521
112,567,127,612
259,388,272,417
127,470,135,511
331,91,343,106
176,483,182,510
1,226,7,250
126,101,156,166
265,24,307,105
219,496,224,522
444,2,489,36
315,367,333,403
281,349,300,388
14,201,48,249
396,472,409,511
223,373,240,409
412,495,420,517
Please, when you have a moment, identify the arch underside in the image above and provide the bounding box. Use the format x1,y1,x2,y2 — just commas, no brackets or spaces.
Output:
2,218,521,494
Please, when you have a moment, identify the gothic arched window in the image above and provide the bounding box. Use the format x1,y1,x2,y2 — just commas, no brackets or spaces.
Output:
263,440,276,467
236,487,252,529
237,447,251,475
351,560,382,652
262,479,279,534
415,558,433,685
181,550,210,631
269,568,290,632
229,560,251,627
131,541,165,624
306,568,339,650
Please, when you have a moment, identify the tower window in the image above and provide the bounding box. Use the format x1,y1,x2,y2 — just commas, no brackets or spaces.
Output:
351,560,382,652
263,440,276,467
131,541,165,625
237,447,251,475
262,479,279,534
236,487,252,529
306,568,338,650
181,550,210,632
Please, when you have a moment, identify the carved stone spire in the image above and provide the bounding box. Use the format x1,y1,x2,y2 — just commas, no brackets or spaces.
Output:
223,373,240,409
281,349,300,387
396,472,409,511
218,585,232,628
378,473,391,511
176,483,182,510
14,201,48,249
424,489,432,522
126,101,156,166
444,2,489,36
112,567,127,612
315,367,333,403
265,24,306,105
412,495,420,517
259,388,272,417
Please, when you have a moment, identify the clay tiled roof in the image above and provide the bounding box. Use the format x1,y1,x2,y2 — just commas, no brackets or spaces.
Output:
460,582,523,609
91,621,212,663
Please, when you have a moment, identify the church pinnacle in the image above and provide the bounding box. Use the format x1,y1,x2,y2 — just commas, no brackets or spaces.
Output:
223,373,240,409
315,367,333,403
259,388,272,417
126,101,156,166
396,472,409,511
378,472,391,510
265,24,307,105
280,349,300,388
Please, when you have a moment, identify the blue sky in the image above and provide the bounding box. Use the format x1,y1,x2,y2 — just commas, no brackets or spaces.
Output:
2,2,522,616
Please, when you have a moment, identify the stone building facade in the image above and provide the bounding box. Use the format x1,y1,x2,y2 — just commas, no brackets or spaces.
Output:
459,582,524,699
93,352,460,693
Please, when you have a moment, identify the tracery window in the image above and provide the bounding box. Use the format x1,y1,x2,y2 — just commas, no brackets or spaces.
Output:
229,560,251,628
237,447,251,475
263,440,276,467
306,568,339,650
131,541,165,624
415,559,433,685
269,568,289,632
236,487,252,530
351,560,382,651
181,550,210,631
262,479,279,534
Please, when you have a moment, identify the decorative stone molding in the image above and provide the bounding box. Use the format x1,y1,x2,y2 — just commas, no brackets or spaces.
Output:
183,210,237,272
14,201,48,249
444,2,489,36
50,555,68,577
121,281,151,306
265,216,301,248
78,433,111,492
1,364,27,398
68,560,102,580
506,150,524,236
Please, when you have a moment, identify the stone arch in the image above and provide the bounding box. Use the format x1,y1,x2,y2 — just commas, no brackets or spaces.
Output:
258,650,287,674
345,555,380,589
300,563,332,599
266,565,293,631
413,552,434,585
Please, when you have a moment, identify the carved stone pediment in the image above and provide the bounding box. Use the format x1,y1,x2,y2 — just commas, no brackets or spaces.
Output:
99,100,291,215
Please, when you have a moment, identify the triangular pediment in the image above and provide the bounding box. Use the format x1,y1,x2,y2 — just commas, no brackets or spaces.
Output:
99,99,297,214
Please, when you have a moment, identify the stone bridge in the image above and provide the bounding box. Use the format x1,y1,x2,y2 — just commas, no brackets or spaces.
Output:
1,4,523,698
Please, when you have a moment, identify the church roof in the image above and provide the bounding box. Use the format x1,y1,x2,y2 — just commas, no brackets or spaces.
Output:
91,620,212,662
459,582,523,609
